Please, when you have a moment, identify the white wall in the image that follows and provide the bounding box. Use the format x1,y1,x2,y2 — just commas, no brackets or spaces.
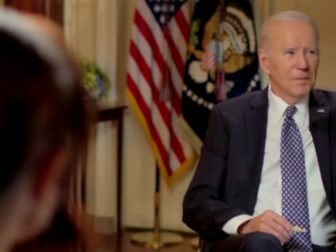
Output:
64,0,121,223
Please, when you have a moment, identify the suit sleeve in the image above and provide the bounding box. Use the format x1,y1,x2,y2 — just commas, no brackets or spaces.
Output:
183,105,248,238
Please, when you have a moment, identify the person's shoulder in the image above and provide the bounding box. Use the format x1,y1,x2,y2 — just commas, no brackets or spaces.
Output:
311,89,336,105
214,90,265,112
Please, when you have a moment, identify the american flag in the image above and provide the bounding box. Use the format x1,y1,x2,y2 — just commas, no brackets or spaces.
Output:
127,0,196,186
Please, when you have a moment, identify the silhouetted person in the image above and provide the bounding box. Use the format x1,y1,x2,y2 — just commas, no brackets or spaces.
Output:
0,8,92,252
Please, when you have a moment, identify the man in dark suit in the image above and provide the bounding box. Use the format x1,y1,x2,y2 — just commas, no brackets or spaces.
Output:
183,10,336,252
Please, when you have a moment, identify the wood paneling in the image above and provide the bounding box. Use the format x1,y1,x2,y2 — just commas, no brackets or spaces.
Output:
5,0,63,25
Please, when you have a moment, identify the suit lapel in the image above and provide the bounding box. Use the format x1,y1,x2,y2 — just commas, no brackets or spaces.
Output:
309,90,332,201
242,89,333,211
245,88,269,209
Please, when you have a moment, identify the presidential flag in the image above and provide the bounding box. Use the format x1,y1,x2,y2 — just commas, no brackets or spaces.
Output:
182,0,261,152
127,0,196,186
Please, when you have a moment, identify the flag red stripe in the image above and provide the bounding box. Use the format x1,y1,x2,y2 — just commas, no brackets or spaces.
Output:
127,74,171,173
169,121,186,162
127,0,194,180
130,42,186,162
135,10,166,75
167,34,185,86
175,9,190,44
136,9,183,113
170,77,182,114
130,41,170,125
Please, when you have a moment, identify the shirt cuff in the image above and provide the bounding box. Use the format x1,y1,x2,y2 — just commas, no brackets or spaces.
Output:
222,214,253,235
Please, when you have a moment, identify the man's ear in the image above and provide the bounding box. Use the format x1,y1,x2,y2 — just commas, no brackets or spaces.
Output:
32,150,68,200
258,48,270,75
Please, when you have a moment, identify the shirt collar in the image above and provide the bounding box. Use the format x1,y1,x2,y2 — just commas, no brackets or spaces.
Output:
268,83,309,123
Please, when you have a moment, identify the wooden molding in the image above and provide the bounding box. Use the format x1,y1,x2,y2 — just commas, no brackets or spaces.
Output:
4,0,63,25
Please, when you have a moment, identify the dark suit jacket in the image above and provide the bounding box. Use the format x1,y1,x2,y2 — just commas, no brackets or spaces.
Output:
183,88,336,252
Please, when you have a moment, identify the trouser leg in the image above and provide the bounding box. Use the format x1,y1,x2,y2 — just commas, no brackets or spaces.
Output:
211,232,284,252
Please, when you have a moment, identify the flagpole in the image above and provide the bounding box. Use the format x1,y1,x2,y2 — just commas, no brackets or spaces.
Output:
153,163,161,248
130,163,183,249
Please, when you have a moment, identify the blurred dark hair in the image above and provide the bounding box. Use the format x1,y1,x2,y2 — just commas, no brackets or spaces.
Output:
0,28,92,193
0,12,96,251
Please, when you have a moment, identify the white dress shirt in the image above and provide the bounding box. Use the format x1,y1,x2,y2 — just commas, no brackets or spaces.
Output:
222,87,336,246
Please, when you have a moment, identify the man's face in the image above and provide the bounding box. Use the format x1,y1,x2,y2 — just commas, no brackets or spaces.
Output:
259,20,319,104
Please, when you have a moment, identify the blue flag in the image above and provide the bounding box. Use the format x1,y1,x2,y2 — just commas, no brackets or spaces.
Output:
182,0,261,151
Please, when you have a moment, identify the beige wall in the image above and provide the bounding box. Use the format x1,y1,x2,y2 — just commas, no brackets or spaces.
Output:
64,0,120,224
253,0,336,91
67,0,336,234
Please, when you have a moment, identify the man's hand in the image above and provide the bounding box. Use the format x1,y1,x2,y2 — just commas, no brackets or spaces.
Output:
238,210,292,245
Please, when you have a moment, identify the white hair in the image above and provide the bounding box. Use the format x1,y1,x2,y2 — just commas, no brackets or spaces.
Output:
260,10,319,49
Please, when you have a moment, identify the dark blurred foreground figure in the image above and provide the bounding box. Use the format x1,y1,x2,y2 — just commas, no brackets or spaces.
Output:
0,8,93,252
183,10,336,252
